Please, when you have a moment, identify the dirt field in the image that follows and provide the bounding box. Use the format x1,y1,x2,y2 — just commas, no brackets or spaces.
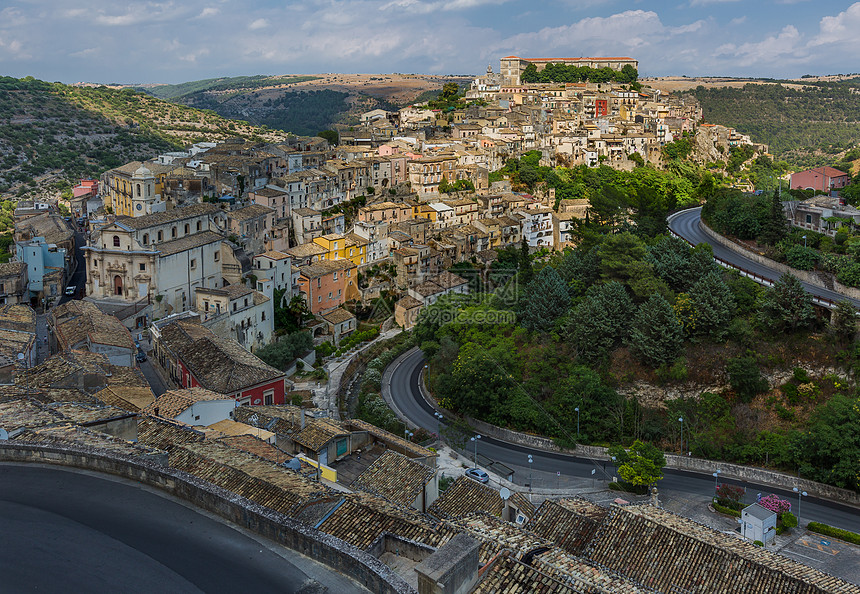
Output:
266,72,473,104
643,76,811,94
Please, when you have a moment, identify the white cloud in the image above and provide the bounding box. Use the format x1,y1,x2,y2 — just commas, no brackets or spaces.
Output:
729,16,746,25
715,25,809,67
809,2,860,47
196,7,220,18
381,0,512,14
248,18,267,30
688,0,740,6
671,19,706,35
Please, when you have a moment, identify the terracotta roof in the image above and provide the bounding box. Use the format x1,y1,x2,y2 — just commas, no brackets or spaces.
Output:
473,551,576,594
121,203,220,230
158,321,284,394
351,450,435,506
12,423,163,460
0,304,36,332
136,414,206,451
142,387,230,419
286,243,328,259
229,203,273,221
291,419,348,451
232,404,304,435
0,398,65,431
586,504,860,594
526,498,608,555
344,418,436,459
411,281,445,297
51,301,134,351
0,261,25,277
430,270,468,290
217,434,292,464
156,230,223,257
396,295,423,310
47,402,134,425
93,385,155,412
256,250,290,261
321,307,355,325
429,476,534,522
208,419,276,441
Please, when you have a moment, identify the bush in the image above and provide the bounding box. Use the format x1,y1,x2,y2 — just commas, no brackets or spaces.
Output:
753,540,764,547
792,367,811,383
713,501,742,517
781,382,800,405
781,511,797,528
727,355,769,402
807,522,860,545
784,245,819,270
608,481,649,495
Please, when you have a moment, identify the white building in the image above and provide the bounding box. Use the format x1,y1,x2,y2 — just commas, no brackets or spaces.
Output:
741,503,777,545
195,282,274,353
253,250,293,294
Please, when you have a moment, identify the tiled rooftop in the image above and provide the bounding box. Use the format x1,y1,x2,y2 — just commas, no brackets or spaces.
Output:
0,398,65,431
121,203,220,230
351,450,435,506
344,418,436,459
136,414,205,451
473,551,578,594
47,402,135,425
141,387,230,419
586,504,860,594
534,548,653,594
291,419,348,451
156,230,224,257
12,423,163,460
429,476,534,522
51,301,134,351
526,498,608,555
217,434,293,465
93,385,155,412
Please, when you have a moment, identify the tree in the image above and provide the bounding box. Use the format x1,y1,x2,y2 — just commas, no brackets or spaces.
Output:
568,281,634,362
255,332,314,370
726,355,769,402
757,273,815,333
792,393,860,490
518,266,571,331
828,299,858,344
759,193,788,245
629,293,684,367
438,342,511,423
440,82,459,100
608,440,666,487
687,272,735,339
646,235,693,293
317,129,338,146
518,238,534,285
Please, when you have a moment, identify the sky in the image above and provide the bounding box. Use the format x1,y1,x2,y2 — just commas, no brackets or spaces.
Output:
1,1,859,84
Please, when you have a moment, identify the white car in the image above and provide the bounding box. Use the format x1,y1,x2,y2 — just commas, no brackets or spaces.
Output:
64,285,77,296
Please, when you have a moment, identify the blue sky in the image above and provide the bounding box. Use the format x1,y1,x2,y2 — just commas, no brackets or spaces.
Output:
1,1,859,84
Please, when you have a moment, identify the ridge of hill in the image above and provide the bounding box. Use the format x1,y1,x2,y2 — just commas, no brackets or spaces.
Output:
0,76,290,199
134,72,472,136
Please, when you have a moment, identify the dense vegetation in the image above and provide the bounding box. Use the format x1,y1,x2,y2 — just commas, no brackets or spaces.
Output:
689,82,860,168
0,76,286,197
143,75,318,100
521,63,639,87
413,163,860,492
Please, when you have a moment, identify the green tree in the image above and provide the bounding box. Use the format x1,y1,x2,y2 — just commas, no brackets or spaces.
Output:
757,273,815,333
608,440,666,487
629,293,684,367
792,393,860,490
518,266,571,331
726,355,769,403
568,281,633,362
317,129,338,146
688,272,736,339
518,238,534,285
438,342,511,423
759,193,788,245
255,332,314,370
828,300,858,344
440,82,459,99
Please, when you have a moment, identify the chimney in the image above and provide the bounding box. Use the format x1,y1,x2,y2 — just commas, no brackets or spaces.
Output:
300,408,305,430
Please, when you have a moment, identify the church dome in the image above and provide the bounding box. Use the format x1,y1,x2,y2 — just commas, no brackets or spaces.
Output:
132,165,153,178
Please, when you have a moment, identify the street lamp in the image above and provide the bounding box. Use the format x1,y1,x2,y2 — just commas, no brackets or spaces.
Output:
712,470,721,499
574,407,580,438
802,235,807,248
434,412,444,442
405,429,413,441
793,487,807,524
471,434,481,468
678,417,684,454
528,454,533,493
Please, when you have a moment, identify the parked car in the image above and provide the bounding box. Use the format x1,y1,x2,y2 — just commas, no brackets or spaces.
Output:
64,285,77,296
135,351,147,363
465,468,489,483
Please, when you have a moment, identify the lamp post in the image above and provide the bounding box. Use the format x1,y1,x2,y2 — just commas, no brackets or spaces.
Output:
802,235,807,248
712,470,721,499
471,434,481,468
678,417,684,454
528,454,533,494
405,429,413,442
793,487,807,525
574,407,580,438
434,412,444,443
610,455,617,483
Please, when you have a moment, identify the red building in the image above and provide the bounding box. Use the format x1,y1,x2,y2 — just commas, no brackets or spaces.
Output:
152,319,285,406
790,167,850,192
596,99,609,117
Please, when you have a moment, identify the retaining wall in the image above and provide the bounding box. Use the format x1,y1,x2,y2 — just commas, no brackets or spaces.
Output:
697,217,860,301
0,443,413,594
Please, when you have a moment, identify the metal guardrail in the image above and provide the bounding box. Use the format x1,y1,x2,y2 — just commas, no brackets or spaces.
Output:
667,227,838,310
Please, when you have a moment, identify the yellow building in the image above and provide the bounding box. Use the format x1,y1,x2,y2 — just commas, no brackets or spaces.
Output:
312,233,366,267
102,161,172,217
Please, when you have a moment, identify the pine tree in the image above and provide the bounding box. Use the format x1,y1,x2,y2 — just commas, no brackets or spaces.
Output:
518,238,534,285
688,271,736,339
518,266,571,331
828,299,858,344
629,293,684,367
757,273,815,333
568,281,634,361
759,192,788,246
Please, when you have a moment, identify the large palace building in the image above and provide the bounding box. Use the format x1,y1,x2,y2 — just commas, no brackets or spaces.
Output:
500,55,639,85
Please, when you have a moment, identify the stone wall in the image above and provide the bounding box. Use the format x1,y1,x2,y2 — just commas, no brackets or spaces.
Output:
0,442,413,594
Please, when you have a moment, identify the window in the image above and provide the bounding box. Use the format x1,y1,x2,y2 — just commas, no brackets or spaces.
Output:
264,390,274,406
244,298,248,307
806,214,812,224
204,301,209,311
171,226,177,238
190,259,196,269
113,236,120,247
214,251,220,261
328,292,332,299
196,221,201,232
142,234,149,245
139,263,146,272
333,271,338,281
261,311,266,321
233,302,237,311
158,231,163,241
318,296,321,303
184,224,190,235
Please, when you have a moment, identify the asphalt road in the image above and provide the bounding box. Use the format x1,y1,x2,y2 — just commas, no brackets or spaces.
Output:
0,464,366,594
385,347,860,533
667,207,860,308
57,226,86,307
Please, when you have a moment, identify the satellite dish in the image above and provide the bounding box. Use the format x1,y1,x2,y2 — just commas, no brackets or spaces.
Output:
17,353,25,361
499,487,511,500
283,458,302,471
0,428,7,440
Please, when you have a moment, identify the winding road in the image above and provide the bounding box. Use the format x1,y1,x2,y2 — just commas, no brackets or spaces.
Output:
668,207,860,308
0,464,366,593
385,333,860,534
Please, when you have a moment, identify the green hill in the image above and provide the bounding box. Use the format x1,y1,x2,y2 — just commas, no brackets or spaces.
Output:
0,76,288,197
688,81,860,168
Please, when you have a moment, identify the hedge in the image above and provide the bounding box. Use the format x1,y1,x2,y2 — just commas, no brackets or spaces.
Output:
712,501,742,517
807,522,860,546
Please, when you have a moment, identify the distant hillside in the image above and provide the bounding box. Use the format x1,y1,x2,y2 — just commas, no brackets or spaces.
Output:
0,76,288,197
687,81,860,168
140,73,473,136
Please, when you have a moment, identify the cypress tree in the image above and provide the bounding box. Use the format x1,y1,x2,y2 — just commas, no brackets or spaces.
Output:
629,293,684,367
519,266,571,331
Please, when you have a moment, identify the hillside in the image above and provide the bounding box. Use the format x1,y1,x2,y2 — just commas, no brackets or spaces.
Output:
685,80,860,168
0,76,289,199
138,73,473,136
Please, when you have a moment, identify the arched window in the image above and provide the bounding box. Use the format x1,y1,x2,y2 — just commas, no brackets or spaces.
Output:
113,235,120,247
136,184,141,197
157,230,163,241
196,221,201,231
142,234,149,245
184,224,190,235
171,226,177,238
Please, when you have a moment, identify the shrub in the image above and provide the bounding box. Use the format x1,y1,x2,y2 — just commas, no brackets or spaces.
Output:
781,382,800,405
792,367,811,383
716,483,745,504
608,481,648,495
784,245,819,270
713,502,742,517
807,522,860,546
781,511,798,528
727,355,769,402
758,494,791,515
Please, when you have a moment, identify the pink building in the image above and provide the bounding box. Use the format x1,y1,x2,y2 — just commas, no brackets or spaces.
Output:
790,167,850,192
